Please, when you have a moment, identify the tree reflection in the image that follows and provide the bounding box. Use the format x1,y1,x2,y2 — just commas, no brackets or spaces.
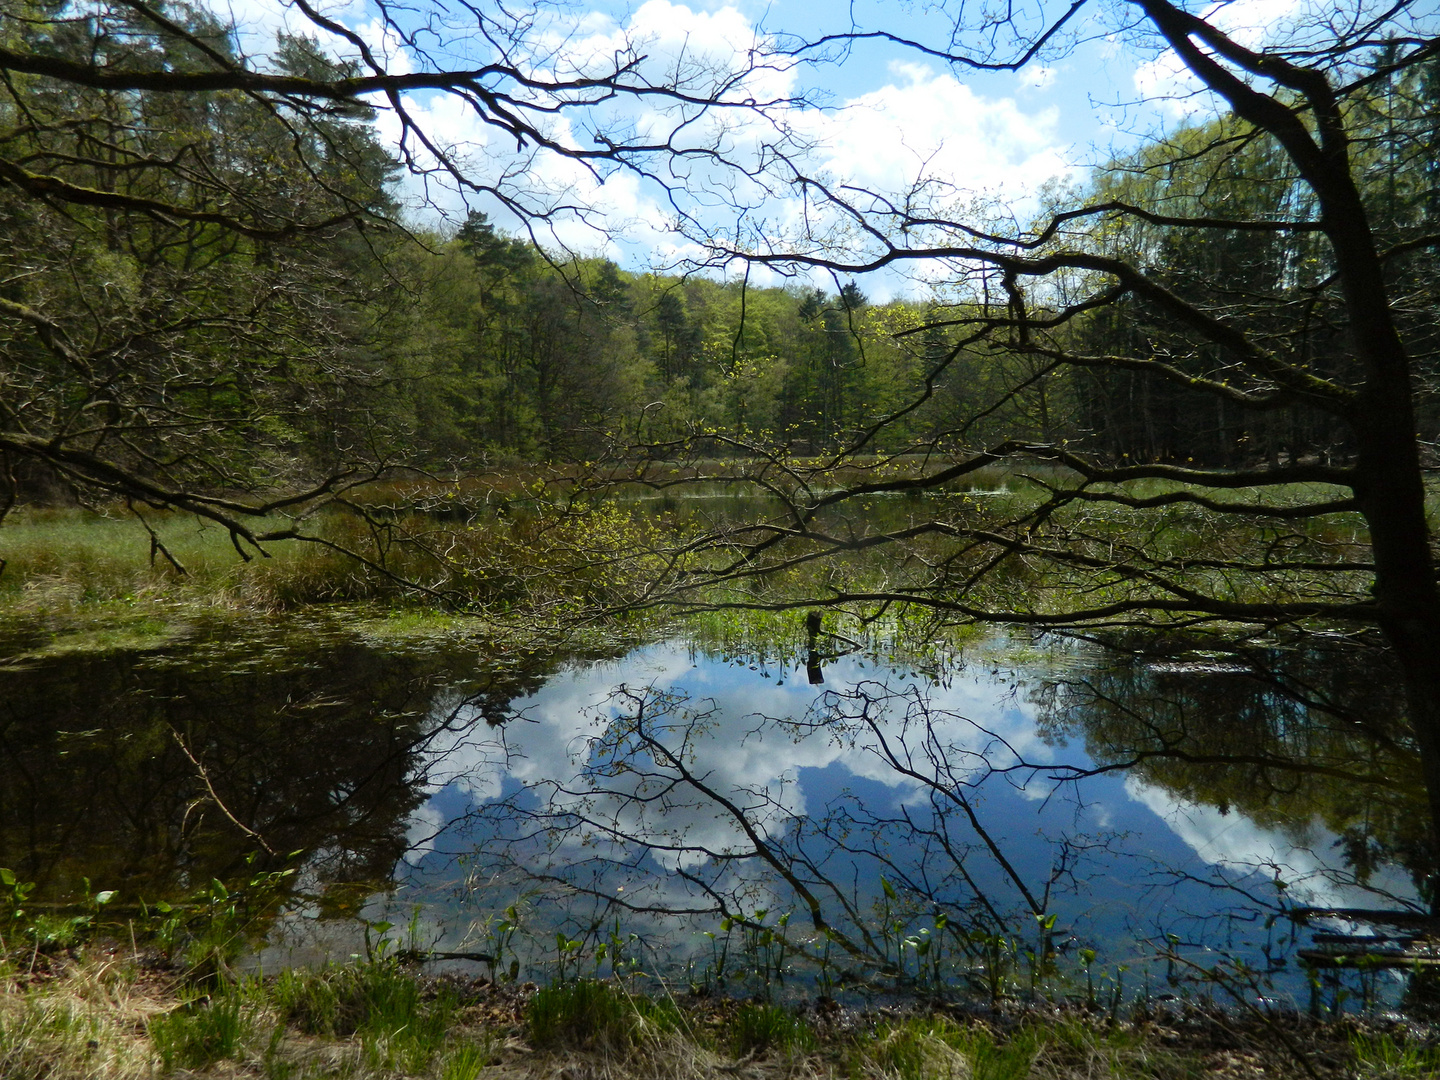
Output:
6,619,1425,1004
0,619,563,913
1031,632,1430,904
420,631,1431,1004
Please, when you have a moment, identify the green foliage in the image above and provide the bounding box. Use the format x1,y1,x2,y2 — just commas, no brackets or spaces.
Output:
0,2,417,514
862,1019,1041,1080
0,869,114,955
1350,1032,1440,1079
438,1035,502,1080
0,868,35,942
865,1017,967,1080
964,1027,1042,1080
270,958,458,1073
272,959,439,1037
150,861,298,983
148,992,254,1071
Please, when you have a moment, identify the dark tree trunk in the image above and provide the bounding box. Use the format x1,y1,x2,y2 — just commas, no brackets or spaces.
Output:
1141,0,1440,901
1335,148,1440,909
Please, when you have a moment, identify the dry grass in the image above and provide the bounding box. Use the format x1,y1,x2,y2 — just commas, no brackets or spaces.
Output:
0,950,169,1080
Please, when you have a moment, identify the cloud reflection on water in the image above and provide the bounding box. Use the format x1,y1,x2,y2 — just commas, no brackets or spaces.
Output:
383,636,1418,992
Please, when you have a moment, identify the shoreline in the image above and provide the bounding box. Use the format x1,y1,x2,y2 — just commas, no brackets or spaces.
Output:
2,943,1437,1079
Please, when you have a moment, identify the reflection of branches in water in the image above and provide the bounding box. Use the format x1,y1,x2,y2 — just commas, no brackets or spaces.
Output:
390,636,1440,1010
794,681,1071,923
453,679,1128,989
0,626,576,917
1030,630,1431,891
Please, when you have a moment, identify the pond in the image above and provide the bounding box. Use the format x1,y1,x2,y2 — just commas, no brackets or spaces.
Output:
0,611,1427,1011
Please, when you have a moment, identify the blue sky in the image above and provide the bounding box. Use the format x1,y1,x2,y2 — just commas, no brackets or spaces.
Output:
222,0,1318,291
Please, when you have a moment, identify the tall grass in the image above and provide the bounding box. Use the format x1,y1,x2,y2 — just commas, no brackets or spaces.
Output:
270,959,456,1046
525,979,685,1053
0,507,355,612
0,498,682,620
726,1002,815,1058
148,992,253,1071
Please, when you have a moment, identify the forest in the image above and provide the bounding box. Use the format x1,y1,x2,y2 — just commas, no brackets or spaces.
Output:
5,5,1437,494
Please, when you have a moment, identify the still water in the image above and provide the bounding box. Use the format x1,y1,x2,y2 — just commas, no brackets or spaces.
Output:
0,613,1424,1006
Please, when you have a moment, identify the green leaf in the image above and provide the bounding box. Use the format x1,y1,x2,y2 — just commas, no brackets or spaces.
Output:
94,890,117,906
881,877,897,900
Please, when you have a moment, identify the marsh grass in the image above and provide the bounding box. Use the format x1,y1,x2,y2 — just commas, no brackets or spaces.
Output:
855,1015,1226,1080
0,507,341,612
526,978,685,1053
1350,1031,1440,1078
856,1016,1055,1080
726,1001,815,1058
271,960,455,1041
436,1036,501,1080
0,466,1393,646
0,496,683,624
148,991,254,1070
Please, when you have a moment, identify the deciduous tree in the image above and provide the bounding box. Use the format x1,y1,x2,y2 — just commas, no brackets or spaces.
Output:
641,0,1440,890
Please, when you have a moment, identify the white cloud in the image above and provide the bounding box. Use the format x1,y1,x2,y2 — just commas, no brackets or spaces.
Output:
353,16,415,76
402,802,448,864
210,2,1077,271
811,61,1069,200
224,0,368,59
402,640,1058,874
1021,65,1058,92
1122,776,1416,910
1131,0,1304,119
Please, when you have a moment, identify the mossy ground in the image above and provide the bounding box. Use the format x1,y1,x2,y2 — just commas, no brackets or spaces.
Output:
1,944,1435,1079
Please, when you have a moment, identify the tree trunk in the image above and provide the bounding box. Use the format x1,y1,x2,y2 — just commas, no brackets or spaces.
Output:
1357,401,1440,907
1343,221,1440,904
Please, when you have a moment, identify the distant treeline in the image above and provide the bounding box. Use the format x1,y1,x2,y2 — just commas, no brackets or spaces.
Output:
3,7,1437,494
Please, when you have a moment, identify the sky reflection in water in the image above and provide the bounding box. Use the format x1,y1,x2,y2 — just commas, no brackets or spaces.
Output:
302,637,1420,1001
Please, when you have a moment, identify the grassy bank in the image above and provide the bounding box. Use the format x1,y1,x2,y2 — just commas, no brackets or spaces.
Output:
5,943,1436,1080
0,460,1381,644
0,496,977,661
0,499,686,655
